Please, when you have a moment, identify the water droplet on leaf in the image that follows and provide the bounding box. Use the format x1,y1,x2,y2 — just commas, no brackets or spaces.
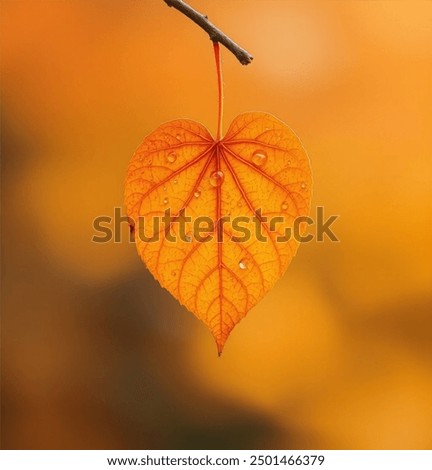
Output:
210,171,224,187
251,149,267,166
167,152,177,163
194,189,201,198
239,259,248,270
163,197,169,205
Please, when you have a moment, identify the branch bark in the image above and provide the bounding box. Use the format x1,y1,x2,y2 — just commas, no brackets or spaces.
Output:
163,0,253,65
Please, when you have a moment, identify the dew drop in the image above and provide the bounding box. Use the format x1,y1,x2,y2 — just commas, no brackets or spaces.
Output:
185,231,193,243
146,158,152,166
173,179,178,184
163,197,169,205
239,258,248,270
194,189,201,198
210,170,224,187
281,202,288,210
287,159,291,166
176,134,181,141
301,182,307,190
171,270,177,277
251,149,268,167
163,186,167,192
167,152,177,163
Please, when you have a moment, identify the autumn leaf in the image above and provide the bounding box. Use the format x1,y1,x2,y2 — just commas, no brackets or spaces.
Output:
125,17,311,354
124,112,312,354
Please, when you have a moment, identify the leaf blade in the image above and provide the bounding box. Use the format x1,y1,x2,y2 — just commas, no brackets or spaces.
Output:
125,112,312,354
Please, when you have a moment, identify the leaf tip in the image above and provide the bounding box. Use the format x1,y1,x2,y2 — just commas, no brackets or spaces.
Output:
215,336,226,357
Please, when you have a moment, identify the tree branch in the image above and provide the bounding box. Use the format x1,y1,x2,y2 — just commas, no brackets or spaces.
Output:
163,0,253,65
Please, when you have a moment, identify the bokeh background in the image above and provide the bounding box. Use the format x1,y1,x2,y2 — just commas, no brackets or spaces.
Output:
2,0,432,449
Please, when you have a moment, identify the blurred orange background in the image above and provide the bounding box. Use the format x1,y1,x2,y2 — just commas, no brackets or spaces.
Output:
2,0,432,449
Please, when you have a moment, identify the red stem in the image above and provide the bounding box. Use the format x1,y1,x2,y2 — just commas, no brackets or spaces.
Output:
213,41,223,141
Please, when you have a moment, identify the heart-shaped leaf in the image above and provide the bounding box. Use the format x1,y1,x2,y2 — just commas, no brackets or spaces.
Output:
124,112,312,354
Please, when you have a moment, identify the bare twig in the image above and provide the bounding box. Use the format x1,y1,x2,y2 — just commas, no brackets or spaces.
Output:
163,0,253,65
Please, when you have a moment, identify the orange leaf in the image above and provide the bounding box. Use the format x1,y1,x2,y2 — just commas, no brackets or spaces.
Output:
124,112,312,354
